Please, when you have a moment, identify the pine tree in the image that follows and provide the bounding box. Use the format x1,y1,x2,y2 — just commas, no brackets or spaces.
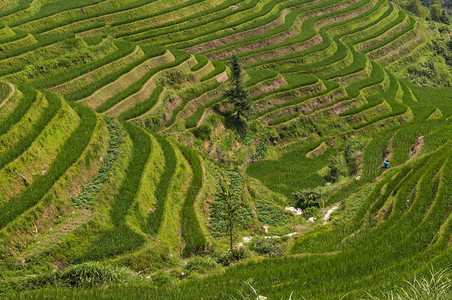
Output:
224,55,251,121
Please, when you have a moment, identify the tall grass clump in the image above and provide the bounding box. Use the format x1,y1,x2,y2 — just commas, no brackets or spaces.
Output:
366,269,452,300
59,262,139,288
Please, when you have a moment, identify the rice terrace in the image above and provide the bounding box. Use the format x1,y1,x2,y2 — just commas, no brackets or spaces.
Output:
0,0,452,299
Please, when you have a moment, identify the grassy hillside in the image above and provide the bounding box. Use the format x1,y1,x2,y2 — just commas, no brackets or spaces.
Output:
0,0,451,299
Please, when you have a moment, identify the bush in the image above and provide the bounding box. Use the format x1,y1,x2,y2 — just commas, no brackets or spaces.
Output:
303,206,319,219
293,189,322,210
249,237,283,258
191,124,212,140
183,256,218,273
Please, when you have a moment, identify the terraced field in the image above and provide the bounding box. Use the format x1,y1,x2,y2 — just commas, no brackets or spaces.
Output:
0,0,451,299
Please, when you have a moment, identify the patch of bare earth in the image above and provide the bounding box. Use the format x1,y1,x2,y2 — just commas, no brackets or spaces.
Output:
216,71,229,83
409,136,424,158
250,76,287,97
163,94,183,124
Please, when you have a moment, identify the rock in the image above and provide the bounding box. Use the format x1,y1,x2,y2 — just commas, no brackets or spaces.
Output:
323,204,340,225
308,217,316,223
20,174,29,186
235,242,245,248
284,232,298,237
243,236,251,243
285,207,303,215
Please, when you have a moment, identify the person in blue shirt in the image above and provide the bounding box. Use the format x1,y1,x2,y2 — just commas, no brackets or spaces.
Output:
383,160,389,168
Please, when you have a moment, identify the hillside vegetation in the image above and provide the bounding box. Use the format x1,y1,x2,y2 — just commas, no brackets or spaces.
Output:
0,0,451,299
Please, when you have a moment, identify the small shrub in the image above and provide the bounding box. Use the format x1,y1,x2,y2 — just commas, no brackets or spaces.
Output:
344,136,365,175
249,237,283,258
325,155,348,183
183,256,218,273
191,124,212,140
151,270,176,287
144,115,163,130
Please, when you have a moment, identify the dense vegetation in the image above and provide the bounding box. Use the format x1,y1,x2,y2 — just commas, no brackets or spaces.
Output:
0,0,451,299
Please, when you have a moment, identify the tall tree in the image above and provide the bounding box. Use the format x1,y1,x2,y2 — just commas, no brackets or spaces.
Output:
224,55,251,120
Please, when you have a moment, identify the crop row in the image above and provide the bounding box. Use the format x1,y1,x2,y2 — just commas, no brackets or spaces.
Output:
178,145,207,257
0,100,96,229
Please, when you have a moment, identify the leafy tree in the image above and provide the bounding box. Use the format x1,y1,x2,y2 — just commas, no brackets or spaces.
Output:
293,189,322,210
224,55,252,121
439,10,450,24
431,3,443,21
404,0,429,18
213,175,249,251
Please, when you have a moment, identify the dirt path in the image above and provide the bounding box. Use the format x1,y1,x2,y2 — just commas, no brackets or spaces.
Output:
323,204,340,225
0,83,15,109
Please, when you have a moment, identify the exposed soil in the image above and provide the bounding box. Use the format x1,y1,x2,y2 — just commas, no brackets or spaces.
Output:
216,71,229,83
409,136,424,158
163,94,183,124
250,76,287,97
